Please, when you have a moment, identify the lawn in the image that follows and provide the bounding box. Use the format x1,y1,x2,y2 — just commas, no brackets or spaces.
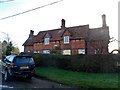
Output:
35,67,118,88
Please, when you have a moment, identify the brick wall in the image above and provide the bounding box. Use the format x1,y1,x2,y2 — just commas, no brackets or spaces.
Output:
24,39,108,54
24,45,33,52
87,41,108,54
24,29,108,54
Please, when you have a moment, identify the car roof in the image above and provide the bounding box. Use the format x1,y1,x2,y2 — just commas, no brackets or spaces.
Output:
6,54,32,60
6,54,17,62
6,54,16,59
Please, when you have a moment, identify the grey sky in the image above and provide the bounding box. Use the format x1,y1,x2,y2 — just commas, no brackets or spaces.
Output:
0,0,119,52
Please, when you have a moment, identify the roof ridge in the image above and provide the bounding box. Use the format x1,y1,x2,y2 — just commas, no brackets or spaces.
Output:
66,24,89,29
37,24,89,34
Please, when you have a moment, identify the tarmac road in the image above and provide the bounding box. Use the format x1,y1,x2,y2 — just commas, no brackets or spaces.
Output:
2,76,71,89
0,62,72,90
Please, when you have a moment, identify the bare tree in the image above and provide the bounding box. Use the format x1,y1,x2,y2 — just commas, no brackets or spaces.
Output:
0,32,20,57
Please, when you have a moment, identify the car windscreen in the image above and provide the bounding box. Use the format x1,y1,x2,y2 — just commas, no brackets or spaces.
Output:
13,57,34,65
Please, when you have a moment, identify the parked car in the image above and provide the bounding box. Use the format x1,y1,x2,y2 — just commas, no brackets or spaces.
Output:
1,54,35,81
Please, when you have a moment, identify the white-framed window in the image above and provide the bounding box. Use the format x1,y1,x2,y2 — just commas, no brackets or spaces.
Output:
34,51,38,53
43,50,50,54
78,49,85,54
44,38,50,45
34,50,40,53
94,49,100,54
63,50,71,55
64,36,69,44
27,50,30,52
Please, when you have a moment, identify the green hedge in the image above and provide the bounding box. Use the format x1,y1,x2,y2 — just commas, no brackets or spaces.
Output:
32,54,120,73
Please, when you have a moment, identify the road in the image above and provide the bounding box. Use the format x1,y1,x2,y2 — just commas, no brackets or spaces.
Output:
0,62,72,89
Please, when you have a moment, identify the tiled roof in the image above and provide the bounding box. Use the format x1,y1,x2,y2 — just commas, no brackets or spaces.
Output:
66,25,89,39
23,25,109,46
35,25,89,42
23,36,34,46
89,26,109,41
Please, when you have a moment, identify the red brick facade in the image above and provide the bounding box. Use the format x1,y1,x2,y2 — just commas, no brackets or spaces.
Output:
23,15,110,55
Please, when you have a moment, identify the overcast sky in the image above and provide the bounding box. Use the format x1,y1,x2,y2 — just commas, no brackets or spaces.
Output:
0,0,119,52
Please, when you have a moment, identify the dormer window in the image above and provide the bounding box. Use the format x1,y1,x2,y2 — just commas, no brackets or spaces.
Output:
44,38,50,45
64,36,69,44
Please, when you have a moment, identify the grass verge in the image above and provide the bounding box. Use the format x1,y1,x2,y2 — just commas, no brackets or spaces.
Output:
35,67,118,88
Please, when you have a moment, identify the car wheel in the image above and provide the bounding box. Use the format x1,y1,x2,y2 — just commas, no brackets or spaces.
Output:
4,70,10,81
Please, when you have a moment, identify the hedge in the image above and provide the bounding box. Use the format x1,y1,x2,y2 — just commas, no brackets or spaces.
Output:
31,53,120,73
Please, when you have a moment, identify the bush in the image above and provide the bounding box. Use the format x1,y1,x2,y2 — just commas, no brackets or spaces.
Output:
32,54,120,73
33,54,42,66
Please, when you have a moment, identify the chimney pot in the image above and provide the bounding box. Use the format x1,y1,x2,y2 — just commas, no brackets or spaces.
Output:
61,19,65,28
29,30,34,37
102,14,107,27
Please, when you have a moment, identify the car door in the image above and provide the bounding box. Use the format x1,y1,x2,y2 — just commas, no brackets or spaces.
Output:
2,57,11,71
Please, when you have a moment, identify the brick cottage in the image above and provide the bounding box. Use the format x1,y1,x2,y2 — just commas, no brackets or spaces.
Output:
23,14,110,55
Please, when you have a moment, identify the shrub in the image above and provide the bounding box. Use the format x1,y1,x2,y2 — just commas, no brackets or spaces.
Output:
33,54,42,66
33,54,120,73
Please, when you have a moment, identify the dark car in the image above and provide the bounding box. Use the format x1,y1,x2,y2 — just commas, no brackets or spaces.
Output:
1,54,35,81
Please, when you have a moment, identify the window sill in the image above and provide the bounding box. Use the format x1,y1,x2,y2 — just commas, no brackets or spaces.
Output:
44,44,49,45
64,43,69,44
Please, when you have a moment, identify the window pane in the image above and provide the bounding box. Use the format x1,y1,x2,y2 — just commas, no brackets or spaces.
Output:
14,57,34,64
43,50,50,54
64,36,69,44
63,50,71,55
78,49,85,54
44,38,50,45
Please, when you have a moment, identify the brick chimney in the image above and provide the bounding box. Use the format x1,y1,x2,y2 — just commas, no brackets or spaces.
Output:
102,14,107,27
29,30,34,38
61,19,65,29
